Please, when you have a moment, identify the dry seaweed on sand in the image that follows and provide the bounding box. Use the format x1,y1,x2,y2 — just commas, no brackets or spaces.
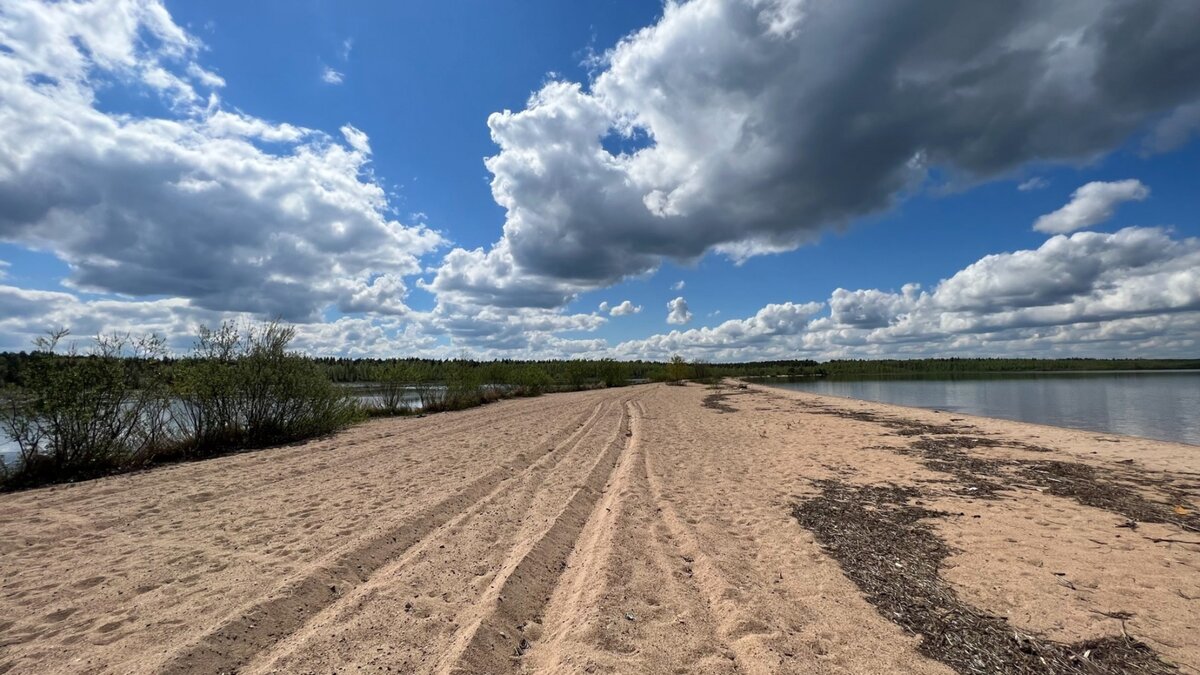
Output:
897,434,1199,531
1015,460,1200,532
793,399,1054,451
701,390,741,413
796,399,1200,531
792,400,966,435
793,480,1178,674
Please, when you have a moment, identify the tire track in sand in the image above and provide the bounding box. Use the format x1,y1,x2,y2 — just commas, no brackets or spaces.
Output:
637,398,782,675
242,396,630,673
434,393,640,674
527,399,738,673
65,396,586,537
158,399,611,674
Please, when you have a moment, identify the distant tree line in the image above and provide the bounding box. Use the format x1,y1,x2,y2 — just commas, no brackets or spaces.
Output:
3,352,1197,391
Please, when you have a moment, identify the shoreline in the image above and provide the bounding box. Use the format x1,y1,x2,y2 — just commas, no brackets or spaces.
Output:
1,383,1196,673
747,376,1200,450
744,381,1200,467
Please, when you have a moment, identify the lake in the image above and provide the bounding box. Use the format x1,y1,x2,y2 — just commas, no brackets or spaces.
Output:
754,371,1200,446
0,385,438,466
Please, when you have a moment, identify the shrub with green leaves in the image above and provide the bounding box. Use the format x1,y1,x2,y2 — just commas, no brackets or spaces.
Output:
665,354,691,384
372,361,415,415
0,330,176,488
172,321,361,454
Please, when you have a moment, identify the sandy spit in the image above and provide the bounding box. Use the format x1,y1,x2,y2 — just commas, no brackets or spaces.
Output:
0,382,1196,674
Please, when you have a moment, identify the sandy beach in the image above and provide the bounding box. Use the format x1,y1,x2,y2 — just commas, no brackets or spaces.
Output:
0,382,1197,674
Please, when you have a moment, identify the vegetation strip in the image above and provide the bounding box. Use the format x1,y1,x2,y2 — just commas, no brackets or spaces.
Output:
0,322,679,492
793,480,1177,674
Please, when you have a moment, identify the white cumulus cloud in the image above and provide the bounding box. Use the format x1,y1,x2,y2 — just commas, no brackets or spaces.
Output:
666,297,692,325
1033,180,1150,234
609,300,642,316
0,0,442,322
614,227,1200,361
430,0,1200,311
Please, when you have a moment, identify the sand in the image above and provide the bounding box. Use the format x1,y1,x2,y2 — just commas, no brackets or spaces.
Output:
0,382,1196,674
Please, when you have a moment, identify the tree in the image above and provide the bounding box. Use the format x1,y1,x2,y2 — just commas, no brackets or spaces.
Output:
666,354,691,384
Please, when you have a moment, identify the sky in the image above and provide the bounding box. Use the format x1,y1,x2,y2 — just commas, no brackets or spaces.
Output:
1,0,1200,361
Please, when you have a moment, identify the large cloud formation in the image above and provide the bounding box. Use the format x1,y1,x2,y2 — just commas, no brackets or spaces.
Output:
615,227,1200,361
3,0,1200,361
4,226,1198,358
0,0,443,321
430,0,1200,308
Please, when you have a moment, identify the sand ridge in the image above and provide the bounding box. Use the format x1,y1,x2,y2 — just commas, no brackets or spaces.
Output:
0,382,1196,673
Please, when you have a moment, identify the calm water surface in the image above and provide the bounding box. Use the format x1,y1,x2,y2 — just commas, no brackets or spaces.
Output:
5,372,1198,463
756,371,1200,446
0,386,432,465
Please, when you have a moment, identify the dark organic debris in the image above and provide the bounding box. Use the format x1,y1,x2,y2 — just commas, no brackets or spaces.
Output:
702,390,741,413
794,400,1199,532
794,400,1052,451
794,400,965,436
1016,461,1199,532
903,436,1009,498
793,480,1178,674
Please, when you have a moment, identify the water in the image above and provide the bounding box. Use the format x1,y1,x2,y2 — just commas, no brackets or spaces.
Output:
0,385,439,466
754,371,1200,446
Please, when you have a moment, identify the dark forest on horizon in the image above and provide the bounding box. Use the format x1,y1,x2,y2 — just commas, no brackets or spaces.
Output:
2,352,1198,387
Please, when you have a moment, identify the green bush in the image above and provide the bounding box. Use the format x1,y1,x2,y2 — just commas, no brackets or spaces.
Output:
510,365,551,396
0,330,177,489
596,358,629,388
172,321,361,455
665,354,691,384
441,359,485,410
369,362,414,416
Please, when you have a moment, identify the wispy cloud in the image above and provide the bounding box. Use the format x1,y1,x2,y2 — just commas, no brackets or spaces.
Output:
321,66,344,85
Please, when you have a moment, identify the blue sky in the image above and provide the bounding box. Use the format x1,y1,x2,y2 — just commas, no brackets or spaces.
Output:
2,0,1200,359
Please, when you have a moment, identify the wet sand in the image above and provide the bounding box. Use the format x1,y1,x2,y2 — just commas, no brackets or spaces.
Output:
0,382,1196,674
